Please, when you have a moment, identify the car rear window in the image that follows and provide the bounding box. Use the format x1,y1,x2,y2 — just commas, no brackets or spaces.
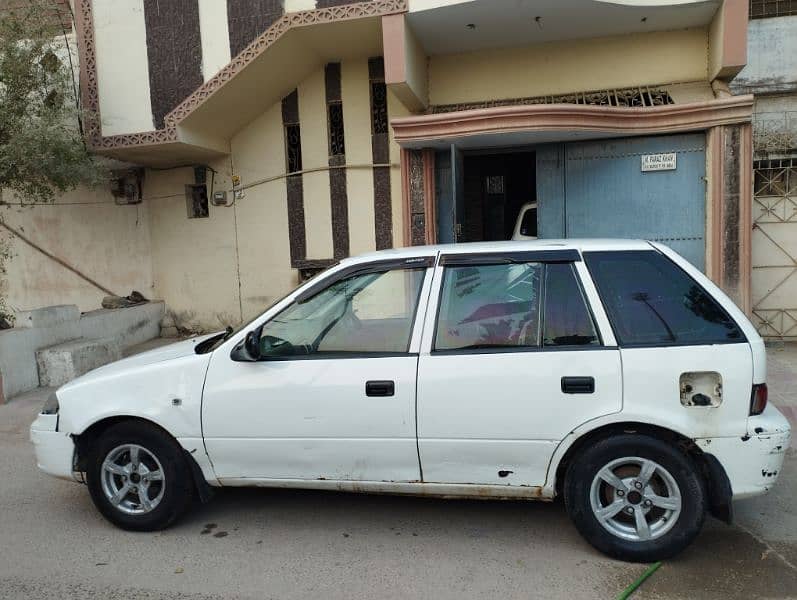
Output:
583,250,744,347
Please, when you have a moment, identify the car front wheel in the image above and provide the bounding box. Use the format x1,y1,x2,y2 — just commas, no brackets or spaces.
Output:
86,421,194,531
564,433,706,562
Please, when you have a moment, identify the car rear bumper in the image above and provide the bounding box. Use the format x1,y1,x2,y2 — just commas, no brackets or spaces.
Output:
696,404,791,500
30,414,78,482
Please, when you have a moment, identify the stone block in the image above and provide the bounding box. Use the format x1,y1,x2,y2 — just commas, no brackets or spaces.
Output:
36,338,122,388
15,305,80,329
160,326,179,338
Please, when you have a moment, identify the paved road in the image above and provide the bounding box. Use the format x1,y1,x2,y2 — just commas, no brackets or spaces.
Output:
1,344,796,599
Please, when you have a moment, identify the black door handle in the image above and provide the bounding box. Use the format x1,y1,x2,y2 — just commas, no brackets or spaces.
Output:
366,380,395,397
561,376,595,394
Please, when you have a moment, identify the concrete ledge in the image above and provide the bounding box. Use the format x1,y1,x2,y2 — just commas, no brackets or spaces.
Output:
36,338,122,388
0,323,81,399
15,305,80,329
80,303,164,348
0,301,165,399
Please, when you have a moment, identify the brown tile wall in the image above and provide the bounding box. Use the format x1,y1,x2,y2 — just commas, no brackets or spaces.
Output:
143,0,204,129
227,0,283,57
369,57,392,249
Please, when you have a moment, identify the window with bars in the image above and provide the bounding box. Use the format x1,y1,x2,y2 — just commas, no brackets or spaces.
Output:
485,175,505,195
750,0,797,18
327,101,345,157
285,123,302,174
754,158,797,205
370,80,388,135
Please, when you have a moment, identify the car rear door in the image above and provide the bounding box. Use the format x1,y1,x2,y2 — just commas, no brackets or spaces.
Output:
416,250,622,488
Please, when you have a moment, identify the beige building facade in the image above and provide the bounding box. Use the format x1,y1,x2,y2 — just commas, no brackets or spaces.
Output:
2,0,758,333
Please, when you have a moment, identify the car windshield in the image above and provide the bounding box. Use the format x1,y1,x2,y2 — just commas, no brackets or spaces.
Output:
196,266,338,354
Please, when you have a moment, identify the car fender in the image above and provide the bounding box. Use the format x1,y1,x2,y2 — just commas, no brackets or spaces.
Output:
542,409,715,496
57,352,212,440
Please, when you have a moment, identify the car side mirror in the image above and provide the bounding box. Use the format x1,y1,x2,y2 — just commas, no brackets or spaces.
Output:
230,329,262,362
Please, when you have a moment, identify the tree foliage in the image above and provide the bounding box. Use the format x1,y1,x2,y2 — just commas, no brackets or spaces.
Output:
0,1,105,203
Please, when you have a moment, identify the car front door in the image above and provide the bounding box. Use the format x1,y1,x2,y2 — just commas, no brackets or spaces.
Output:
416,250,622,488
201,257,434,483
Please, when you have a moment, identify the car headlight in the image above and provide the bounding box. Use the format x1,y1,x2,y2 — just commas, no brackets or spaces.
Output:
41,392,59,415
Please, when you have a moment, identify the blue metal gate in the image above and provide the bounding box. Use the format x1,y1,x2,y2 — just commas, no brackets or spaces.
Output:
538,134,707,270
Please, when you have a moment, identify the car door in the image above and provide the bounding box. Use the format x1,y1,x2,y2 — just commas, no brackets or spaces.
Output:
201,257,434,483
416,250,622,487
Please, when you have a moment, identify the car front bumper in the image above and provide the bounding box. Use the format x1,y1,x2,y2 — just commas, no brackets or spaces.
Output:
30,413,78,481
696,404,791,500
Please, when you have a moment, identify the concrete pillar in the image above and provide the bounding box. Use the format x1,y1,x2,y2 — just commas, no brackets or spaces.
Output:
707,122,753,313
401,148,436,246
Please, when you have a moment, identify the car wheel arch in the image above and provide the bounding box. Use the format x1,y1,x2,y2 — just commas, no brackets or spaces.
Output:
549,421,732,524
72,416,214,503
73,416,172,471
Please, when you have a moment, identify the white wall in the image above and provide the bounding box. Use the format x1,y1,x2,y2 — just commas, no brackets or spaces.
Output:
285,0,316,11
0,187,154,316
93,0,154,135
732,15,797,95
198,0,232,81
298,67,334,261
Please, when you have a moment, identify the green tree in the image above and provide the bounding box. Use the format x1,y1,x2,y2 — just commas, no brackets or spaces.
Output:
0,0,104,202
0,1,106,324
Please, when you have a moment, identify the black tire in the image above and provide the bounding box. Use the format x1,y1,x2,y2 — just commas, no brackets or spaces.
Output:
563,433,706,562
86,421,195,531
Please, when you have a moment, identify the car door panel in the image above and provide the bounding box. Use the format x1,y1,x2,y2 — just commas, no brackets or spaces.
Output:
201,262,434,483
417,349,622,486
202,355,420,481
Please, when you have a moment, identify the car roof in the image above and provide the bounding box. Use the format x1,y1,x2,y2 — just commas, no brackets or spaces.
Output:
340,239,655,265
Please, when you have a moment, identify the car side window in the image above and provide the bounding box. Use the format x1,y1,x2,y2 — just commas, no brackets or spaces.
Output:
258,268,426,357
435,263,543,350
583,250,744,346
543,263,599,347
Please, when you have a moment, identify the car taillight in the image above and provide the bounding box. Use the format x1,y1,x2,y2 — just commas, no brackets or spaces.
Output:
750,383,768,416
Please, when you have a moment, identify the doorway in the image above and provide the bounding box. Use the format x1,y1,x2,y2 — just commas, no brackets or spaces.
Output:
435,150,536,243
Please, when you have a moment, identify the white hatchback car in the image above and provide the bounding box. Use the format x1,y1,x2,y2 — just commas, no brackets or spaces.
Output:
32,240,790,562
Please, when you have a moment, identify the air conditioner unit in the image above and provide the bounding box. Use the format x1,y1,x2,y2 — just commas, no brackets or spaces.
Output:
110,168,144,205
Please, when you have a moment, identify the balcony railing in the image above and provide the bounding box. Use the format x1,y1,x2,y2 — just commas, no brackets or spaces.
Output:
753,111,797,155
750,0,797,19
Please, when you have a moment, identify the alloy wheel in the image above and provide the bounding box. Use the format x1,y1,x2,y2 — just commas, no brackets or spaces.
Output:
100,444,166,515
589,456,682,542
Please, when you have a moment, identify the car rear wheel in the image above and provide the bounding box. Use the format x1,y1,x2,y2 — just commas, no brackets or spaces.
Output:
86,421,194,531
564,433,706,562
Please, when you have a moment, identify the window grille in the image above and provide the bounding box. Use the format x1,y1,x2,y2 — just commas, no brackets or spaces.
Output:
431,87,674,114
754,158,797,203
370,81,388,135
485,176,505,195
285,123,302,174
753,111,797,155
327,102,345,157
750,0,797,19
752,157,797,339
